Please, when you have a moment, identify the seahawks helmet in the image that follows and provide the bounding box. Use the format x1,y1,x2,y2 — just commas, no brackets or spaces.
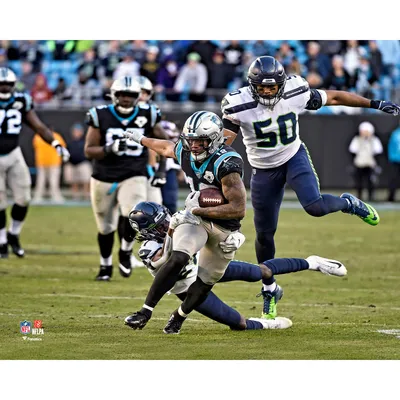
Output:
110,76,141,114
0,68,17,100
128,201,171,242
247,56,287,109
181,111,224,162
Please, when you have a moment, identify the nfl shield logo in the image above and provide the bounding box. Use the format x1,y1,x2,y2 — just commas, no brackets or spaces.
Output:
20,320,31,335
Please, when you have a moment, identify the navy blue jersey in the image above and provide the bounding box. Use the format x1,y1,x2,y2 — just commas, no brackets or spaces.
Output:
174,142,244,230
0,92,33,155
86,103,161,182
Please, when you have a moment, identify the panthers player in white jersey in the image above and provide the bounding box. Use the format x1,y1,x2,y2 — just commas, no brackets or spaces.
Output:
221,56,400,319
0,68,70,259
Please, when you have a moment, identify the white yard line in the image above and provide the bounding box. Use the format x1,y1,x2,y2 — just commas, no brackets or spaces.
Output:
16,293,399,312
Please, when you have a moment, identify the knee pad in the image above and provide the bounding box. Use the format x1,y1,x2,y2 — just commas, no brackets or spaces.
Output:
256,230,276,246
170,251,190,267
304,199,327,217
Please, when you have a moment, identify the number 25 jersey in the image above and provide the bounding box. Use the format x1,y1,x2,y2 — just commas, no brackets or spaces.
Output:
86,103,161,182
221,75,327,169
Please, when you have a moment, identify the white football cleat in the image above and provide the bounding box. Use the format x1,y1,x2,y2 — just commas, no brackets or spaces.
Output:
131,254,145,268
249,317,293,329
306,255,347,277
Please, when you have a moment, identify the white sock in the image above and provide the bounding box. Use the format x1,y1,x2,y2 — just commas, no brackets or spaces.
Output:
121,238,133,252
9,219,23,236
100,256,112,266
263,282,277,293
306,256,317,270
0,228,6,245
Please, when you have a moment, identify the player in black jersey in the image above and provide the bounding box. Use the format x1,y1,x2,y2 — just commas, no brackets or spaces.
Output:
0,68,70,259
123,111,247,334
115,75,167,269
84,76,168,281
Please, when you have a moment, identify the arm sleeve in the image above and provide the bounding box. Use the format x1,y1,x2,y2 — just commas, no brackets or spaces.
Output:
305,89,327,110
223,117,240,134
217,156,244,182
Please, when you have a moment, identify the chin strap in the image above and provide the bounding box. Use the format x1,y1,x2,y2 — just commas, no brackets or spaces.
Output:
116,105,134,114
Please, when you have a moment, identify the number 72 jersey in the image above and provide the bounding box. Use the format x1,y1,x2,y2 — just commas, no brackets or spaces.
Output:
221,75,326,169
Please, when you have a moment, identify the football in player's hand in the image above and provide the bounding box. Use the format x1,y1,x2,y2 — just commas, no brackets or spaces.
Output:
199,188,226,208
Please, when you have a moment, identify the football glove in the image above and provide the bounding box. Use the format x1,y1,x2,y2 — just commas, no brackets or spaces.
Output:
104,139,127,156
150,170,167,187
371,100,400,116
219,231,246,253
169,210,200,230
51,140,70,162
185,191,200,213
124,129,144,144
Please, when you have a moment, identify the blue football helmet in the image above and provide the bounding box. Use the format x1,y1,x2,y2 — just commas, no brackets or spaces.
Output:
128,201,171,242
247,56,287,108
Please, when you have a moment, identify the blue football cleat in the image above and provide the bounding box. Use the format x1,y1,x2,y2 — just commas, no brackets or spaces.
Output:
340,193,380,226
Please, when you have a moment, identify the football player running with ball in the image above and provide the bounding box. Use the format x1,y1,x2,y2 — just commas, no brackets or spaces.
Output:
221,56,400,318
123,111,248,333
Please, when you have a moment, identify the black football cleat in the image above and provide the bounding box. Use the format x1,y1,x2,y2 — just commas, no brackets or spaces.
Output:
118,249,132,278
163,310,186,334
124,311,150,330
0,243,8,259
7,233,24,257
95,265,112,281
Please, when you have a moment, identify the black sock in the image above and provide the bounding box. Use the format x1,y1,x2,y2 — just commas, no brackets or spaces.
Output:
11,204,28,222
181,277,213,315
0,209,6,230
97,232,114,259
144,251,190,308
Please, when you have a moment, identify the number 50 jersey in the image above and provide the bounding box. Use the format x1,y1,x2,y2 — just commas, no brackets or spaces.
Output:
86,103,161,182
221,75,327,169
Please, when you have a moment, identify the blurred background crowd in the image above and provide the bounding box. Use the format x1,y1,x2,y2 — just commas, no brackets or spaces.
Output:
2,39,400,111
5,39,400,205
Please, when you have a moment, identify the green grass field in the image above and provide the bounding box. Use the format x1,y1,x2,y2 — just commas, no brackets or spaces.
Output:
1,205,399,360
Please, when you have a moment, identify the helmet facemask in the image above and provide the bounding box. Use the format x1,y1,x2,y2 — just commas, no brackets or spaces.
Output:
248,78,287,109
181,111,225,162
247,56,287,110
110,77,141,114
128,202,171,243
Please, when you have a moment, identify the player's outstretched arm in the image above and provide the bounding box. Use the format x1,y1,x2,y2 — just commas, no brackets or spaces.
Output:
26,110,70,162
124,129,176,159
325,90,400,115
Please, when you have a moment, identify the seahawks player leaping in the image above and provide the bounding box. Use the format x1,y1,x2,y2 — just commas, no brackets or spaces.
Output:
124,201,347,333
221,56,400,318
